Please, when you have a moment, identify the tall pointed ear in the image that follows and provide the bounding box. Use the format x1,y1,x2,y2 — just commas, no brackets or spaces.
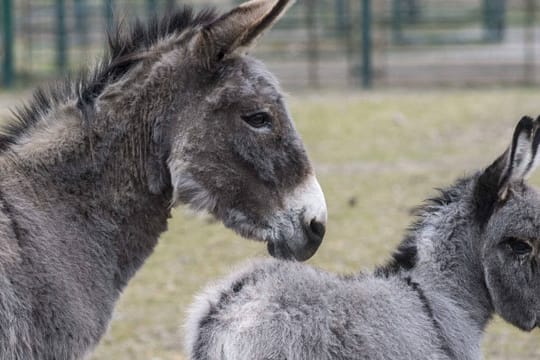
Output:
193,0,294,66
474,116,540,223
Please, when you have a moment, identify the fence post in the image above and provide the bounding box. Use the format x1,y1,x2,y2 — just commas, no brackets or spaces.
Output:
392,0,402,43
2,0,14,87
483,0,490,39
21,0,33,74
525,0,536,85
362,0,372,88
484,0,506,42
147,0,157,15
55,0,68,72
306,0,319,88
105,0,114,31
336,0,347,34
74,0,88,58
495,0,506,41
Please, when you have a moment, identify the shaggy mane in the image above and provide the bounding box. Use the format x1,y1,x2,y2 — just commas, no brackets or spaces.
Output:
376,177,471,276
0,6,218,154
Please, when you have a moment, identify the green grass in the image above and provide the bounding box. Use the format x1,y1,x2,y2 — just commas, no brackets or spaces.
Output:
3,89,540,359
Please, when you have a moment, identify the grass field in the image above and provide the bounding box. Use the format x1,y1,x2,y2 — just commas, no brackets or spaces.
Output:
2,89,540,359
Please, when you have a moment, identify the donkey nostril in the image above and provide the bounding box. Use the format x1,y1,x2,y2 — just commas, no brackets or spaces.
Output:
295,218,326,261
309,219,326,240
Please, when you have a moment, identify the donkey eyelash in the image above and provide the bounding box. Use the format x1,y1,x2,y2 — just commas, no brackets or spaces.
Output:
504,237,533,256
241,111,273,130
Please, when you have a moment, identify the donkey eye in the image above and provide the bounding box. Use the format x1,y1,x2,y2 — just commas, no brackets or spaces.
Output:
505,238,533,256
242,111,272,129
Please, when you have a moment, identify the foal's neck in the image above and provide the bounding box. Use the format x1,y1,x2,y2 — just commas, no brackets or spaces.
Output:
404,189,493,359
2,96,173,289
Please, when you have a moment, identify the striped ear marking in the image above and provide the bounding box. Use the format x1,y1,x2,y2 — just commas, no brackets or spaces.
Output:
474,116,540,224
495,116,540,200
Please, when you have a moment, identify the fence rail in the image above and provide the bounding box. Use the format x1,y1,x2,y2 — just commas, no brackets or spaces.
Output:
1,0,538,89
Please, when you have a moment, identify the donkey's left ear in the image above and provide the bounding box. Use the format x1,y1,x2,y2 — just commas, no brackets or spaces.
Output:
496,116,540,197
195,0,294,64
474,116,540,223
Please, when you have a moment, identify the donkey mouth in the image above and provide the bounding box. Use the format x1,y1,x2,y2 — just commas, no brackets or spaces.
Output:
267,241,293,260
267,238,320,261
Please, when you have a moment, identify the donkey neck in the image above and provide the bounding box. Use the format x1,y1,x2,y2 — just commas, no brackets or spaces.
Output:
404,236,491,359
402,182,493,359
1,93,173,290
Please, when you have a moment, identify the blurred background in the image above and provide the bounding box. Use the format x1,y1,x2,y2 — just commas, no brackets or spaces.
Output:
2,0,540,359
0,0,537,89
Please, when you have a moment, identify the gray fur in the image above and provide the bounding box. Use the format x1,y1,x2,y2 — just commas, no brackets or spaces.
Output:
186,116,540,360
0,1,327,359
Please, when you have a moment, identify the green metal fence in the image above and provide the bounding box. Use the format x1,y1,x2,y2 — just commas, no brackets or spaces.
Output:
3,0,373,89
1,0,183,86
1,0,539,89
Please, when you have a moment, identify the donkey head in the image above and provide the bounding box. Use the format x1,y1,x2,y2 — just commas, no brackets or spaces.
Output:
159,0,327,261
475,116,540,330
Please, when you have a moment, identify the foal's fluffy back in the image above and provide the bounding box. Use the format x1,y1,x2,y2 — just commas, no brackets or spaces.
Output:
184,259,444,360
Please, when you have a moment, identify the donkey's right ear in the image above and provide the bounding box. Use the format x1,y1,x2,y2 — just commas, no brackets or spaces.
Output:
474,116,540,223
192,0,294,67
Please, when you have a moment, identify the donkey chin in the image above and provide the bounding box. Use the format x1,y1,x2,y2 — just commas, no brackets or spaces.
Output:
222,208,325,262
223,175,328,262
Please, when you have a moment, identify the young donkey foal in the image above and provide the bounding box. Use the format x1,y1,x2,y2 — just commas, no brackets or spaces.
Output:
187,116,540,360
0,0,327,358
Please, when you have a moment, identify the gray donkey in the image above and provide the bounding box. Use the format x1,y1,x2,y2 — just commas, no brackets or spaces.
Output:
186,116,540,360
0,0,327,358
